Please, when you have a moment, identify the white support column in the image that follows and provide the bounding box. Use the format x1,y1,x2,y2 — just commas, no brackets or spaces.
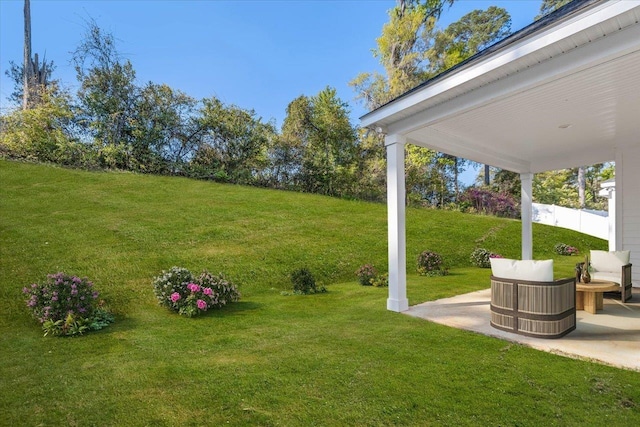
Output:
614,150,623,250
386,134,409,312
608,187,617,251
520,173,533,260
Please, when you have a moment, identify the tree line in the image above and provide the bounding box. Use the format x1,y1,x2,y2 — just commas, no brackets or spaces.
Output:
1,0,611,212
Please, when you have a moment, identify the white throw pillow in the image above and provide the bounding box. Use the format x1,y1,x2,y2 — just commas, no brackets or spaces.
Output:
590,250,630,272
490,258,554,282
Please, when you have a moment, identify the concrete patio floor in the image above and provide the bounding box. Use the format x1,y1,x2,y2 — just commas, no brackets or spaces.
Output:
405,288,640,372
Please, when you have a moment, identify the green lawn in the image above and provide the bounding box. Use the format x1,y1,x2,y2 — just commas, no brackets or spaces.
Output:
1,160,637,426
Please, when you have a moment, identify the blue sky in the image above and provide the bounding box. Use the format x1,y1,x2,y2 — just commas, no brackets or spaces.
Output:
1,0,541,124
0,1,541,182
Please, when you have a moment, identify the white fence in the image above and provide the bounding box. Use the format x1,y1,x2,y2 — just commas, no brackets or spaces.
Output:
532,203,609,240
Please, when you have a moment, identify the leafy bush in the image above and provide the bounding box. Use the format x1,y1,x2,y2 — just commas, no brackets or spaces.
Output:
355,264,377,286
355,264,388,287
197,271,241,308
22,272,113,336
417,251,448,276
0,88,75,164
152,266,240,317
290,268,326,294
370,273,389,287
554,243,578,256
460,187,519,218
470,248,503,268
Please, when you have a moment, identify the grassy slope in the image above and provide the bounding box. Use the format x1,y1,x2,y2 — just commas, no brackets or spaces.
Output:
1,160,637,426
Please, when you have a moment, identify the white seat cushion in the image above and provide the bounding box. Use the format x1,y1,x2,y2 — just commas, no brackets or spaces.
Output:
590,250,630,273
591,271,622,286
490,258,554,282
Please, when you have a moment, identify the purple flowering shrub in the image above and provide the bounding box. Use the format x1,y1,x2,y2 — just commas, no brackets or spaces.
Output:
460,188,519,218
355,264,389,287
23,272,113,336
470,248,503,268
416,251,448,276
152,267,240,317
355,264,377,286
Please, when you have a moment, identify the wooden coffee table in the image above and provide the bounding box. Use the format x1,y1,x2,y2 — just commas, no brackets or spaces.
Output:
576,280,619,314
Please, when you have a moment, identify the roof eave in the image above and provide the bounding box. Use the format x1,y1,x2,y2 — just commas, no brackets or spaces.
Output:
359,0,608,129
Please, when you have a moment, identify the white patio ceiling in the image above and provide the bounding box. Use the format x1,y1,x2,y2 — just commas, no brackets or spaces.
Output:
361,0,640,174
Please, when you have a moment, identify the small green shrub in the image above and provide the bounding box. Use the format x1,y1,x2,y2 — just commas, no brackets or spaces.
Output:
370,273,389,287
554,243,578,256
290,268,326,294
22,272,113,337
417,251,448,276
470,248,503,268
152,266,240,317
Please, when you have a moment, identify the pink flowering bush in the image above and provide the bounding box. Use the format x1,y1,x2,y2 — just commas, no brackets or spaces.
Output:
470,248,503,268
554,243,578,256
152,267,240,317
22,272,113,336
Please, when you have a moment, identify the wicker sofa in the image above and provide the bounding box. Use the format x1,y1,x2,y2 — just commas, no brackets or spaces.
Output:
489,258,576,339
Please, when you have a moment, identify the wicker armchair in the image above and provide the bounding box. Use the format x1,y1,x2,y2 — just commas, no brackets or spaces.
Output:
589,250,633,302
489,259,576,339
490,276,576,338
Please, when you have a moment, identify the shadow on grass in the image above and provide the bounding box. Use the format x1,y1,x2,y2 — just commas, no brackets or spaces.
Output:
201,300,263,317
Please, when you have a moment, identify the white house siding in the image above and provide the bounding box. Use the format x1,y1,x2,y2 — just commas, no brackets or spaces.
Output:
621,145,640,286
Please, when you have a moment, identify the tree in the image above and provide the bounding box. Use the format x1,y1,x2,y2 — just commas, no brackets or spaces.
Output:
577,166,586,208
351,1,438,110
23,0,31,110
131,82,201,173
490,169,520,200
198,97,276,184
72,20,139,169
5,59,56,109
0,85,74,162
426,6,511,75
351,2,512,205
352,129,387,202
18,0,55,109
351,1,456,109
537,0,573,20
531,165,610,210
265,132,302,190
350,2,441,205
281,87,358,197
425,6,510,187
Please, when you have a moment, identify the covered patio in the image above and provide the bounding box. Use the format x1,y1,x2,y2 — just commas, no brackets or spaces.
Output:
406,288,640,371
360,0,640,314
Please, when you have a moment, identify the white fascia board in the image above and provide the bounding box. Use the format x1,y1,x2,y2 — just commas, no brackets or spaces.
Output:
360,0,640,130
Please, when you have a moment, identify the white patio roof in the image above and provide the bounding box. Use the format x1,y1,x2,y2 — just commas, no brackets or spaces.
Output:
361,0,640,174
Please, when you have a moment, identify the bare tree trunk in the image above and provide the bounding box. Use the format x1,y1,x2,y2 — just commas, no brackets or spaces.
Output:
23,0,31,110
484,164,490,186
578,166,586,208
